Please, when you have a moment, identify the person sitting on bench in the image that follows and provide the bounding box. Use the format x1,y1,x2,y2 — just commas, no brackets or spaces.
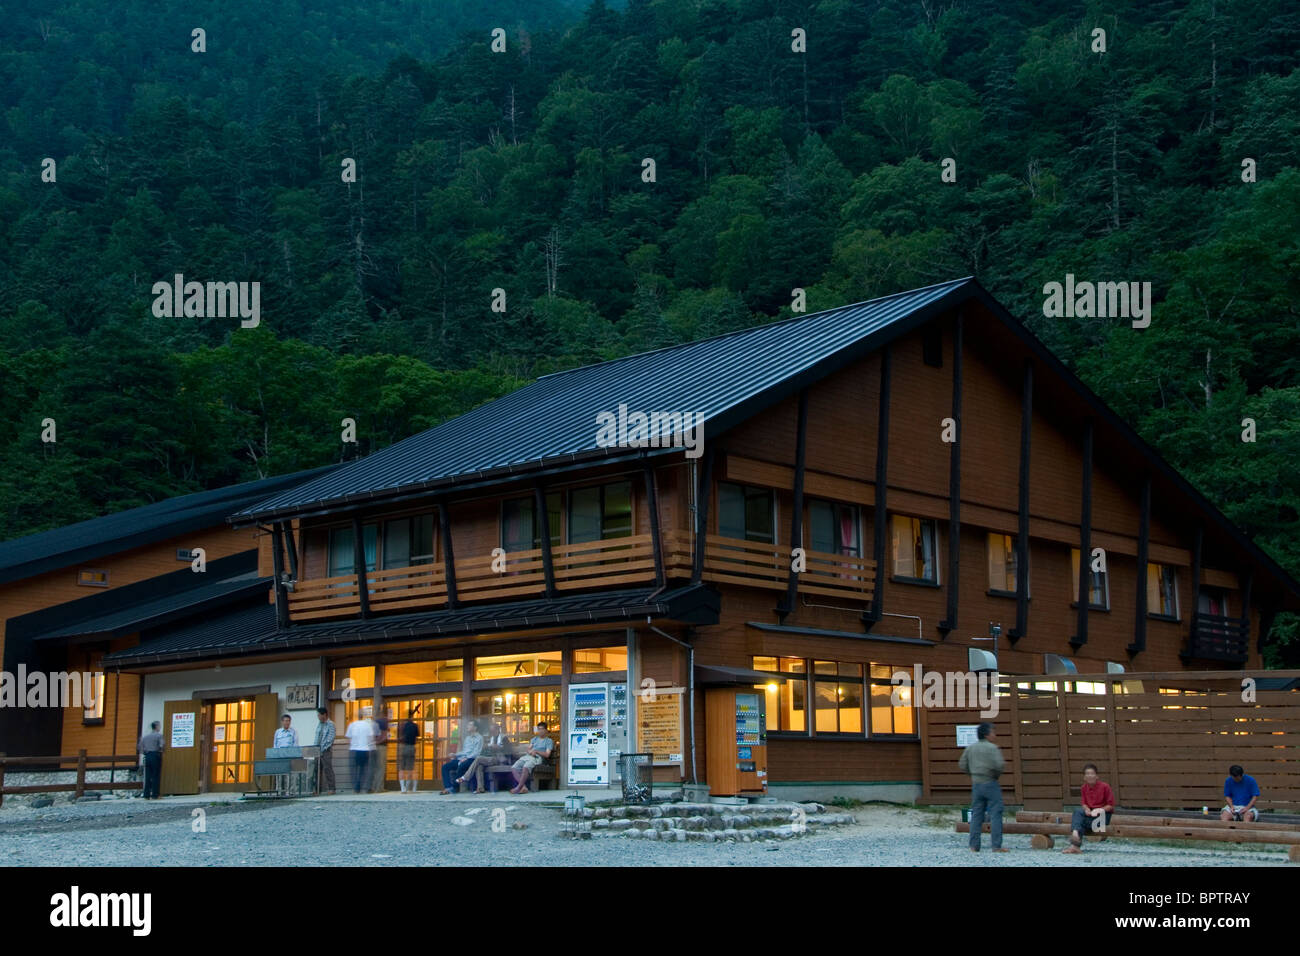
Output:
455,722,511,793
1064,762,1114,853
439,720,483,794
1221,765,1261,823
509,722,554,794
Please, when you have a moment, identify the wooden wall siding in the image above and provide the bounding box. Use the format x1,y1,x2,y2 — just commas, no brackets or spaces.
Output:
921,676,1300,811
961,341,1023,514
59,635,142,759
886,326,953,501
768,737,922,783
0,526,258,660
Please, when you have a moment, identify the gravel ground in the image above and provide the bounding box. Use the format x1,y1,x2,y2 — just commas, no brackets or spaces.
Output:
0,795,1292,866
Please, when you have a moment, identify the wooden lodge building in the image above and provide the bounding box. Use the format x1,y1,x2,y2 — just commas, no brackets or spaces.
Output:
4,277,1298,801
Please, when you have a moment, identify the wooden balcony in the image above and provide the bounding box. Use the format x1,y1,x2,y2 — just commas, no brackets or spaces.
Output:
286,531,875,623
1184,613,1251,662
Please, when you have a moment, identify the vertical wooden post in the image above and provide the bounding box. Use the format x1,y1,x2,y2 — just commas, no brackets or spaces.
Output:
271,523,290,628
940,313,963,634
283,521,299,579
439,501,458,609
1013,360,1032,642
1007,684,1023,804
867,346,891,629
1072,420,1094,648
918,706,931,804
1129,475,1151,654
352,517,371,618
109,669,121,784
644,464,665,588
1104,681,1120,803
1056,683,1071,807
692,445,715,584
75,748,87,800
535,486,556,599
781,389,809,619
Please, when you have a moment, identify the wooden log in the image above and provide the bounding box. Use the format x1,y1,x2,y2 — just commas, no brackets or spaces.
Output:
1030,834,1055,849
74,749,86,800
1017,810,1300,833
957,821,1300,845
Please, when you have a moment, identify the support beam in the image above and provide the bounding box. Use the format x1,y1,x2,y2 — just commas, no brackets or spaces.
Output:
1241,569,1254,649
439,501,458,609
780,389,810,620
1071,419,1093,648
1129,474,1151,655
535,485,556,598
866,346,891,630
351,517,371,618
692,445,715,584
282,521,299,579
1011,360,1033,643
939,313,962,636
644,463,665,588
1257,605,1275,654
270,523,289,629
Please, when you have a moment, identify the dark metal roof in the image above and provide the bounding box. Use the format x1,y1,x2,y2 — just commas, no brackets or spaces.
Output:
0,465,337,585
104,585,721,668
235,278,973,520
35,573,269,641
695,664,788,687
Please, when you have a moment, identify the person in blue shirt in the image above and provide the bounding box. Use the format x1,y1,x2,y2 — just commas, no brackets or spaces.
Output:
1220,765,1261,822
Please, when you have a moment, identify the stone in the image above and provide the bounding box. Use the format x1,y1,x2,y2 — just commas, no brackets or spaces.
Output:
592,819,610,829
30,797,54,809
593,808,610,818
608,819,634,831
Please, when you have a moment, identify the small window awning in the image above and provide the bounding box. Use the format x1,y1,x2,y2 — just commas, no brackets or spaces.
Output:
695,664,786,687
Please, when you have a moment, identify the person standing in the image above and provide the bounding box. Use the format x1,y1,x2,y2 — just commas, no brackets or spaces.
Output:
370,709,391,793
345,708,375,793
137,721,165,799
1064,762,1115,853
398,709,419,793
273,714,298,748
314,707,336,794
958,722,1007,853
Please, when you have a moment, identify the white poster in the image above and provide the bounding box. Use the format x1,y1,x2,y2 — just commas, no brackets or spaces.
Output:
171,711,195,748
955,724,980,747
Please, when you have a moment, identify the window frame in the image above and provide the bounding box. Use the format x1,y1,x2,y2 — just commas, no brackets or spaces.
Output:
890,514,940,586
717,482,778,545
1070,548,1111,611
811,660,865,736
808,499,862,558
986,532,1029,598
566,479,634,544
752,656,809,735
867,662,918,739
1146,562,1180,621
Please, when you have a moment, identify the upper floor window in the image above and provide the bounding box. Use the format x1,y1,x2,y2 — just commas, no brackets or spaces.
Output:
1070,548,1110,610
77,569,109,588
1147,562,1179,618
568,481,632,544
718,482,775,544
501,493,561,553
891,515,938,583
1198,586,1230,617
987,533,1024,595
810,500,861,557
383,515,434,568
329,524,376,577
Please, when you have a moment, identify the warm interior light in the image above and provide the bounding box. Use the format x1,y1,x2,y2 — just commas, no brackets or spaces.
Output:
767,683,778,692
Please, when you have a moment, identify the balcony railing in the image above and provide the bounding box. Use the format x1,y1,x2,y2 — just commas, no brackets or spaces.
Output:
1186,613,1250,661
287,531,875,623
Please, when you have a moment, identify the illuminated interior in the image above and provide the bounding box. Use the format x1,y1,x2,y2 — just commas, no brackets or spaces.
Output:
210,699,255,787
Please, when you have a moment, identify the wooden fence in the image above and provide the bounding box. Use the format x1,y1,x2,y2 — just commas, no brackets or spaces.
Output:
0,750,141,807
921,670,1300,812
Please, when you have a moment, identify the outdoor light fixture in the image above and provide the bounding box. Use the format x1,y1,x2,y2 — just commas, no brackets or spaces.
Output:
1043,653,1077,675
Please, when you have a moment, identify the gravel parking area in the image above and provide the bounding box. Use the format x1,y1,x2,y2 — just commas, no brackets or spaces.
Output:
0,794,1292,866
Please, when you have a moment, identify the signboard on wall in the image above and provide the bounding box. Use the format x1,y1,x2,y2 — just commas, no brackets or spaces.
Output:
636,687,684,766
285,684,319,708
170,711,195,748
955,724,980,747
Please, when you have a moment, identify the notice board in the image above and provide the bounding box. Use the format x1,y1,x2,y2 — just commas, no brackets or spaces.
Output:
636,687,684,766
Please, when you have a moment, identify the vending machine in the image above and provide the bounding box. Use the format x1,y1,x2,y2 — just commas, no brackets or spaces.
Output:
608,682,629,781
704,687,768,797
566,682,610,786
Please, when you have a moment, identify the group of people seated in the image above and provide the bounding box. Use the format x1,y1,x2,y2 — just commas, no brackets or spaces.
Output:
1063,762,1263,853
438,719,556,795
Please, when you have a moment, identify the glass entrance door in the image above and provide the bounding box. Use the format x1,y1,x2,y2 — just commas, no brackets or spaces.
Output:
209,698,255,790
375,695,462,787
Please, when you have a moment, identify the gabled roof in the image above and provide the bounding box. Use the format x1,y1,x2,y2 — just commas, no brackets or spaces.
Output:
235,278,971,520
0,465,337,585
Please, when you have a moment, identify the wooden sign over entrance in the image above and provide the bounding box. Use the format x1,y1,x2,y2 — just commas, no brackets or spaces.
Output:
636,686,684,766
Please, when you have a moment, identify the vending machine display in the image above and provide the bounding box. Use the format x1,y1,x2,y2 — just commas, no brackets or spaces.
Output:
705,687,768,796
566,682,610,785
608,683,628,780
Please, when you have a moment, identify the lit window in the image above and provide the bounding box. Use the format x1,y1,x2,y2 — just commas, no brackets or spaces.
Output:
752,657,806,732
814,661,863,734
1146,563,1178,618
1071,548,1110,609
869,663,915,736
77,569,109,588
987,533,1021,593
891,515,938,582
572,646,628,673
474,651,562,680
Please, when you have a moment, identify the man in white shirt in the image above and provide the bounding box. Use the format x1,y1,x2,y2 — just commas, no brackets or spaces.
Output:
273,714,298,749
346,708,375,793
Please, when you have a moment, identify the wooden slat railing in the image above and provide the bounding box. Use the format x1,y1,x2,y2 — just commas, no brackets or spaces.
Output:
1187,613,1250,661
0,750,141,807
288,531,874,623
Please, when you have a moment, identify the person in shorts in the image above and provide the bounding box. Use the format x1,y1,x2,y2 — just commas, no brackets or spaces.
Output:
509,722,554,794
1221,764,1261,822
398,708,419,792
